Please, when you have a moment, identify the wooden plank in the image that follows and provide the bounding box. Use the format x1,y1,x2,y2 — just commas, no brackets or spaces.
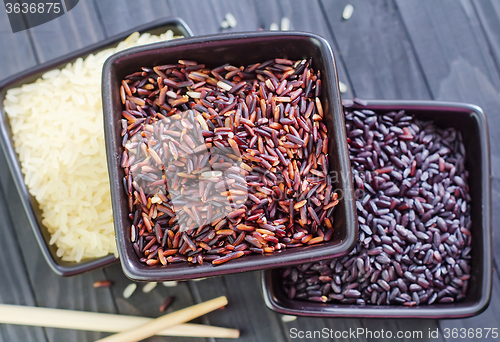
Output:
102,264,206,342
281,315,369,342
395,0,500,146
0,3,38,80
395,0,500,96
360,319,446,342
27,0,105,63
472,0,500,72
0,158,47,342
320,0,431,100
208,0,260,32
395,0,500,336
259,0,354,98
251,0,282,30
166,0,221,35
471,0,500,267
251,0,353,98
190,272,287,342
438,272,500,342
316,0,442,338
395,0,500,274
280,316,445,342
94,0,173,37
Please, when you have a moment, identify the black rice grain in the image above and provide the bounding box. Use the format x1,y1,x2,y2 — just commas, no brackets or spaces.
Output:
279,107,472,306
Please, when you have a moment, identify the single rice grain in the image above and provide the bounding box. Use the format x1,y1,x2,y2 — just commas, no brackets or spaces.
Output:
123,283,137,299
142,282,158,293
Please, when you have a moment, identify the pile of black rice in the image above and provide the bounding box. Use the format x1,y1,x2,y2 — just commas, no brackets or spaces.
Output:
279,106,471,306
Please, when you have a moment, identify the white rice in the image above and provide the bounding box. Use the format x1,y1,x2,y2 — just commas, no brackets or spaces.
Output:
225,13,237,28
162,281,178,287
3,30,180,262
338,81,348,93
342,4,354,20
123,283,137,299
142,282,157,293
281,315,297,323
280,17,290,31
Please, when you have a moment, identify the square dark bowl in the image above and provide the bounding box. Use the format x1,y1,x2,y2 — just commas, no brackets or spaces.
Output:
0,18,193,277
102,31,358,281
262,100,492,318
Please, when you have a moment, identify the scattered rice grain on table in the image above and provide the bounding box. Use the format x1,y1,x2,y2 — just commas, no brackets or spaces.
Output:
93,280,114,288
3,30,181,262
342,4,354,20
192,278,207,282
123,283,137,299
225,13,237,28
280,17,290,31
142,282,157,293
281,315,297,322
338,81,348,93
163,281,178,287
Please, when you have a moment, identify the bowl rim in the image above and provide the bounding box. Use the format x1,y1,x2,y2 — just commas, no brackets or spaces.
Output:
261,99,492,318
102,31,359,281
0,17,193,276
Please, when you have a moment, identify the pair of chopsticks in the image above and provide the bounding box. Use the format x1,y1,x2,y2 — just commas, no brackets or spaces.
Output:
0,296,238,341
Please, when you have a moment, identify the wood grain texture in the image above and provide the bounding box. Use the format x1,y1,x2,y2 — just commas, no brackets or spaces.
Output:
438,272,500,342
102,264,205,342
26,0,105,62
208,0,260,32
254,0,354,98
320,0,431,100
395,0,500,336
251,0,282,30
395,0,500,149
166,0,221,36
0,4,38,80
189,272,287,342
471,0,500,278
472,0,500,73
94,0,172,37
0,159,47,342
395,0,500,271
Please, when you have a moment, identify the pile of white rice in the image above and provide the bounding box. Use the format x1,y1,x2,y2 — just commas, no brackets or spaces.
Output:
3,30,179,262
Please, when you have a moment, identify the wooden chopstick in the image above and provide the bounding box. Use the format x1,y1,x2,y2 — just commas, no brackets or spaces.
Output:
0,302,238,339
95,296,229,342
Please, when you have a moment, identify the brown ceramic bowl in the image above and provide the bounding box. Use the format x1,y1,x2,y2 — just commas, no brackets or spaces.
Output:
102,31,358,281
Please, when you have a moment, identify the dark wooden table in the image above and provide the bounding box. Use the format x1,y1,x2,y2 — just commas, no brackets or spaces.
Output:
0,1,499,341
